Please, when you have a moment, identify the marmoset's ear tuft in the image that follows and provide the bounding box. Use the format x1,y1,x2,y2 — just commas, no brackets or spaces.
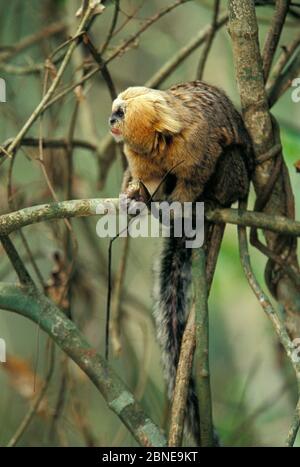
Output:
153,99,182,135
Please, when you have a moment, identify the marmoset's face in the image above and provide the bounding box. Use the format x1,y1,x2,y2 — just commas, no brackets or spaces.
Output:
109,98,126,143
109,93,158,152
110,87,180,154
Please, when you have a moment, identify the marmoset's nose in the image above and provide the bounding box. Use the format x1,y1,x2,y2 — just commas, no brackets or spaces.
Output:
109,116,117,126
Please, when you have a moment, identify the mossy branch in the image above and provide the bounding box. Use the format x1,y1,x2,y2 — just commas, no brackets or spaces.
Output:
0,282,166,447
0,198,300,236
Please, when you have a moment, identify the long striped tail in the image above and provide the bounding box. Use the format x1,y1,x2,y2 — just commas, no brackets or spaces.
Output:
153,235,200,445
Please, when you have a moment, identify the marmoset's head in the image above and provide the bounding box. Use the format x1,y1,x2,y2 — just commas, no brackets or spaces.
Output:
109,86,182,152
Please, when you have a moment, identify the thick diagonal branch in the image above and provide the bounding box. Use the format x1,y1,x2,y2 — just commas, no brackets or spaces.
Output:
0,283,166,447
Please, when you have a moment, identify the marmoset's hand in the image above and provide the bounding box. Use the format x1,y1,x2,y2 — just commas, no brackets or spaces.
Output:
123,179,151,214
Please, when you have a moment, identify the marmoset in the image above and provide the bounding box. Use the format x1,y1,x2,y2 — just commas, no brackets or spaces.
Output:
109,81,254,445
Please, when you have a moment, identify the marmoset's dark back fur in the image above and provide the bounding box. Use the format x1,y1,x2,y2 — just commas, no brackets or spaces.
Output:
109,81,254,445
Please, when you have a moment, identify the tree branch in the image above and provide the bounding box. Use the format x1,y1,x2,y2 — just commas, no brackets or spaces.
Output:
0,283,166,447
0,199,300,237
168,305,196,447
262,0,290,81
193,248,214,447
0,5,95,161
196,0,221,80
266,30,300,92
228,0,300,335
1,137,98,154
0,21,66,62
267,49,300,106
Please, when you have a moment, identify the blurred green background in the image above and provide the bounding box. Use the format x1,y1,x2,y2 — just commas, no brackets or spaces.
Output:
0,0,299,447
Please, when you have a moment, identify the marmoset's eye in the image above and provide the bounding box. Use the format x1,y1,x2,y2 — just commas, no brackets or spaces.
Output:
116,108,124,118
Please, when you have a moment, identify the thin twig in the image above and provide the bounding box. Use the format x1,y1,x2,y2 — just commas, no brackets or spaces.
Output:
262,0,290,81
2,136,98,153
101,0,120,54
237,210,300,379
266,30,300,91
48,31,86,61
111,236,130,356
83,33,117,101
147,14,228,88
268,49,300,106
196,0,220,80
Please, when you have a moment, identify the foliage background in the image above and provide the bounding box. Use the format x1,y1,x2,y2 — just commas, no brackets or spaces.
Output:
0,0,299,446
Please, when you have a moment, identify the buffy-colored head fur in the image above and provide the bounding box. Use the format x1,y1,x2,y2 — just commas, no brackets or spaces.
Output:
109,87,182,153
